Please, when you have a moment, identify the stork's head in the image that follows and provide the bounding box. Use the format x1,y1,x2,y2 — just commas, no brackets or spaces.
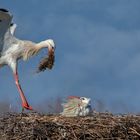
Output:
80,97,91,106
37,39,55,72
47,39,55,48
44,39,55,51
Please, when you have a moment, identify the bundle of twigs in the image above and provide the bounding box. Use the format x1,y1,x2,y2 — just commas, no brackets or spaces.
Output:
0,112,140,139
37,47,55,73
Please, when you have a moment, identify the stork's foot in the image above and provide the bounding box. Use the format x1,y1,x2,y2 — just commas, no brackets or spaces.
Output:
22,103,33,110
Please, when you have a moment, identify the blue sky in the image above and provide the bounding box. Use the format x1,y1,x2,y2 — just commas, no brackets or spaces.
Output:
1,0,140,113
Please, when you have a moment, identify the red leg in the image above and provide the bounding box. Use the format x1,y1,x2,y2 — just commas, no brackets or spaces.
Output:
14,71,33,110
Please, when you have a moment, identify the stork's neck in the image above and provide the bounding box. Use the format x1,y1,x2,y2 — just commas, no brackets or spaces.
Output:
36,40,50,50
22,40,51,61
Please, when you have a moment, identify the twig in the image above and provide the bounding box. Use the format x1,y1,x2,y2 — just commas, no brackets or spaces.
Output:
129,127,140,136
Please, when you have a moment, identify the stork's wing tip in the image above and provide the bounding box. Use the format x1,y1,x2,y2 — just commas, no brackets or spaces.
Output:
0,8,9,12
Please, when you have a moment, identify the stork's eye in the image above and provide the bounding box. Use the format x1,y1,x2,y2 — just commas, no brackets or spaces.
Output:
81,97,85,100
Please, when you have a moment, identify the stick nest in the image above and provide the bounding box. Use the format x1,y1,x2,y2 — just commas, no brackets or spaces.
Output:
0,112,140,139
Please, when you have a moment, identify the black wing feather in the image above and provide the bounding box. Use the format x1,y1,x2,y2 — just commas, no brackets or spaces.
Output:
0,9,12,53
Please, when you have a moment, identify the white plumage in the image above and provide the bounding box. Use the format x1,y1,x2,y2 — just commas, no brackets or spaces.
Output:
0,9,55,110
61,96,92,117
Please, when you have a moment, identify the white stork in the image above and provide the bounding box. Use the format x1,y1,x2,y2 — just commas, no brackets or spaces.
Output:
0,9,55,110
61,96,92,117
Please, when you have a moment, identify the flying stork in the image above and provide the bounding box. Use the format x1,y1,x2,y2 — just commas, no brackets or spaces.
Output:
0,9,55,110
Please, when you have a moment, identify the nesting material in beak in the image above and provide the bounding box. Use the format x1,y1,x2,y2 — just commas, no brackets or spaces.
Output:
37,47,55,73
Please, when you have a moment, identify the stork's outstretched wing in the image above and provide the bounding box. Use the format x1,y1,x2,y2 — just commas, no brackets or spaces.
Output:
0,9,12,53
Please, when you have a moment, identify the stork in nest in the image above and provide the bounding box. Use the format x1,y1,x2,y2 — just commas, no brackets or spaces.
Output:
61,96,92,117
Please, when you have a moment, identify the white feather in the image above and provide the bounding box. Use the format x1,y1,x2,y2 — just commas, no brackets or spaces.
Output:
61,96,92,117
